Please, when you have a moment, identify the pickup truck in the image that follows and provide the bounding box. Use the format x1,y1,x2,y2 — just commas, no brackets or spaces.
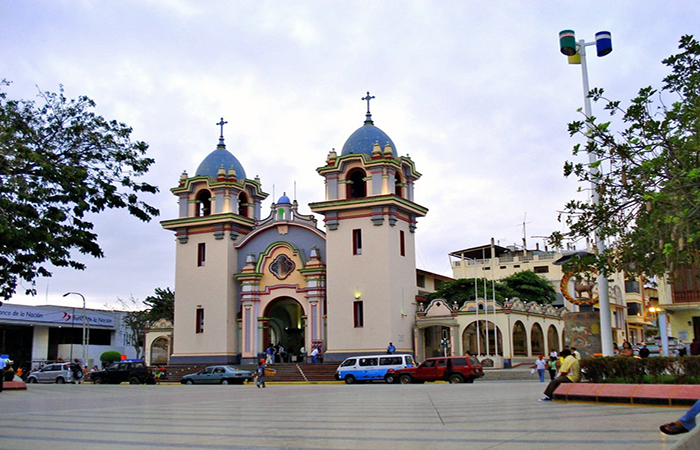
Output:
386,356,484,384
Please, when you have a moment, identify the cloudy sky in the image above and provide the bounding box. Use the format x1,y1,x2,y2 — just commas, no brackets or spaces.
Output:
2,1,697,309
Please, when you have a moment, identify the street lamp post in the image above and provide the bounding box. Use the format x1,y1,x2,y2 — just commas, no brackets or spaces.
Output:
63,292,89,366
559,30,615,357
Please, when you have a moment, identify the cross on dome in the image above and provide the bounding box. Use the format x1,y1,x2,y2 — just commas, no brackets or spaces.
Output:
362,91,375,125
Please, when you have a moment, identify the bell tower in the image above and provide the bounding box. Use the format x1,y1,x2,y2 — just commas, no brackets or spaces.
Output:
310,93,428,361
162,118,268,365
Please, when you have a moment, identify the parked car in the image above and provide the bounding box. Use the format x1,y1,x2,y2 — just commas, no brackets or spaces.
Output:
27,362,83,384
386,356,484,384
90,360,148,385
335,354,416,384
180,365,253,385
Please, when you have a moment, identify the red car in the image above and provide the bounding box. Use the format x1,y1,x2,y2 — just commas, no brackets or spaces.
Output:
386,356,484,384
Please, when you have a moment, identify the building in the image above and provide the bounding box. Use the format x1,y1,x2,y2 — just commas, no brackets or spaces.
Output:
657,266,700,348
162,99,426,364
0,303,138,369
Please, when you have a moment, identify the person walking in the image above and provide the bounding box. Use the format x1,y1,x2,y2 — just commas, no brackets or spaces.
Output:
256,359,266,388
310,347,319,364
387,342,396,354
265,345,274,365
534,355,547,382
660,399,700,434
539,349,580,401
547,356,558,381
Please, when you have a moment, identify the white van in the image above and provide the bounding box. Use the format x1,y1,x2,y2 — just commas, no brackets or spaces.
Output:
335,354,416,384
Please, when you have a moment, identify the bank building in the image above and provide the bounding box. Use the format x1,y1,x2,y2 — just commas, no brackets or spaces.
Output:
161,95,428,364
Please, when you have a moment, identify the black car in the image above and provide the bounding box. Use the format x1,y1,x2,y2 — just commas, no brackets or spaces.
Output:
91,360,148,385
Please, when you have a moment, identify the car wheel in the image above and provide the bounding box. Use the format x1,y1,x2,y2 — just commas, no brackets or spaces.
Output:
399,374,412,384
448,374,464,384
344,375,356,384
56,377,65,384
129,377,140,385
92,376,103,385
221,379,229,385
185,379,194,385
27,377,37,384
385,375,396,384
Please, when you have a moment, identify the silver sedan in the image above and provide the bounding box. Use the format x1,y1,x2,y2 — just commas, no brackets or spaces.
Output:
180,365,253,385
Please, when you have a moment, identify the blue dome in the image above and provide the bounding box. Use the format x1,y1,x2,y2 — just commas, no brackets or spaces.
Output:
341,122,398,157
277,194,291,205
195,147,247,180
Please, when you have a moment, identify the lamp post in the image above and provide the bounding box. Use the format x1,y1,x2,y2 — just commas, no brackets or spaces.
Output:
559,29,615,357
649,307,669,356
63,292,88,366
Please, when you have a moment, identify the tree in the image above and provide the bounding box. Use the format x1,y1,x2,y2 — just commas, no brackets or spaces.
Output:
144,287,174,324
99,350,122,366
499,270,557,304
551,35,700,278
0,81,159,299
427,271,556,306
113,297,150,360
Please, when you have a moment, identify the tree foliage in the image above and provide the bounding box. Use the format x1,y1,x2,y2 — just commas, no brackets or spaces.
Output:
427,270,556,305
0,81,159,299
144,287,174,323
551,35,700,278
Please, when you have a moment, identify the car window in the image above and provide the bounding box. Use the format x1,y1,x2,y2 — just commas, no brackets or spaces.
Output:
340,359,356,367
133,362,145,369
380,357,402,365
452,358,467,366
117,363,127,370
422,360,435,368
469,356,481,366
43,365,55,371
405,355,415,365
359,358,378,367
214,367,224,374
437,360,446,367
201,368,213,374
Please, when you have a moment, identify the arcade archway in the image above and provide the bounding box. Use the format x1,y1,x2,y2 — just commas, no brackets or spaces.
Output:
264,297,305,356
150,337,170,365
530,323,545,355
423,325,451,358
513,321,528,356
462,320,503,356
547,325,560,353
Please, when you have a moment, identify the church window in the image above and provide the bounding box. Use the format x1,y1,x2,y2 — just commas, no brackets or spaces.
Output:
197,243,206,266
400,230,405,256
352,229,362,255
238,192,249,217
347,168,366,198
395,172,403,197
353,301,364,328
195,190,211,217
196,308,204,333
270,254,295,280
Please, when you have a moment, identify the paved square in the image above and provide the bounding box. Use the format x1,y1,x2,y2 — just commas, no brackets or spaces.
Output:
0,381,687,449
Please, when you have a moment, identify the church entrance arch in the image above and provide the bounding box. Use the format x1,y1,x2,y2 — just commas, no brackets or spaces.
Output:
264,297,305,358
150,337,170,365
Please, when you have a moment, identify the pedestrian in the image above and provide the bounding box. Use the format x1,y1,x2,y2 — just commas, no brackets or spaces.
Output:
534,355,547,382
310,347,319,364
549,349,558,359
571,347,581,360
639,343,650,358
265,345,274,365
619,341,634,357
539,349,580,402
659,399,700,434
0,355,5,393
256,359,266,388
277,344,286,363
547,356,558,381
387,342,396,354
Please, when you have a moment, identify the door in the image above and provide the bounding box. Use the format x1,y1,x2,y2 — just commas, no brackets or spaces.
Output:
694,317,700,341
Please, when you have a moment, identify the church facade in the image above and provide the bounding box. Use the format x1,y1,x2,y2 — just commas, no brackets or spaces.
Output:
162,98,427,364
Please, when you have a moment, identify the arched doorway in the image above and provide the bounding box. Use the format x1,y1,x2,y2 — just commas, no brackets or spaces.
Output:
238,192,249,217
150,337,169,365
346,168,367,198
423,325,451,358
531,323,545,356
513,321,528,356
195,190,211,216
547,325,560,354
462,321,503,356
264,297,305,358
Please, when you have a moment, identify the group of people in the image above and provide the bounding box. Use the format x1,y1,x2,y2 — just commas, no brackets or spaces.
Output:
264,344,321,364
533,347,581,383
538,348,581,401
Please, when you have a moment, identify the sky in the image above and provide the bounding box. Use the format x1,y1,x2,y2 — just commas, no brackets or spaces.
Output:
2,1,698,309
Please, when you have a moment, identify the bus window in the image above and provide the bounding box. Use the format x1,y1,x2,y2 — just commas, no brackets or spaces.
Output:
359,358,378,367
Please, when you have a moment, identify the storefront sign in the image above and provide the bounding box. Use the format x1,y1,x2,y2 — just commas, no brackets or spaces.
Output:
0,304,116,327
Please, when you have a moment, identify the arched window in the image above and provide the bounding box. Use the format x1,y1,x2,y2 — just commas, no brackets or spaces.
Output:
238,192,249,218
531,323,545,356
195,190,211,217
547,325,560,354
512,321,528,356
394,171,403,198
346,168,367,199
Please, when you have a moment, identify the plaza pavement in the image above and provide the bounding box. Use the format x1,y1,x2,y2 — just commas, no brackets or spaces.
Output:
0,380,690,450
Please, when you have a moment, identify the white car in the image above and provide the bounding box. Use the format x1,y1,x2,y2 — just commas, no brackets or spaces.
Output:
27,363,83,384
